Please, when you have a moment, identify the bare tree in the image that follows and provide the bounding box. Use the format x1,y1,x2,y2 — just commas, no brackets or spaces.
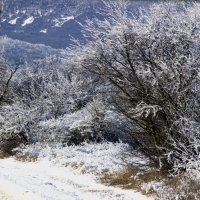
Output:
73,1,200,172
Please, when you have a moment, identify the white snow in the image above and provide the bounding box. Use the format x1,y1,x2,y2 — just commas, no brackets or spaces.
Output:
18,142,148,174
0,142,152,200
40,29,48,34
0,158,153,200
0,193,8,200
0,177,43,200
8,18,19,25
53,16,75,27
22,16,34,26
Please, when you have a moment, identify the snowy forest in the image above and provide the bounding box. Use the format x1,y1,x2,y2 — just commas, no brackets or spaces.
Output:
0,1,200,200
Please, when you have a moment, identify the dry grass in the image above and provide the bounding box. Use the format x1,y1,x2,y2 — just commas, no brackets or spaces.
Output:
156,173,200,200
15,153,38,162
65,162,85,171
0,149,37,162
100,167,162,195
0,151,14,159
100,166,200,200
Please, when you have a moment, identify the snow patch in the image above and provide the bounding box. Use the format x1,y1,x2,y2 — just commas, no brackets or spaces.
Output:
8,18,19,25
40,29,47,34
22,16,34,26
53,16,74,27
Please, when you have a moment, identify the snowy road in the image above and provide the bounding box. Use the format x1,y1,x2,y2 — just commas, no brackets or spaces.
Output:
0,158,152,200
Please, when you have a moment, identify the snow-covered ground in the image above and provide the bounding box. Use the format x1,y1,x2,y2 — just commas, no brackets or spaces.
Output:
0,158,152,200
0,142,153,200
0,192,8,200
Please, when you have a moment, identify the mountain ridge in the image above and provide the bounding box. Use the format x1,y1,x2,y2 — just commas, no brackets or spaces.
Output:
0,0,101,49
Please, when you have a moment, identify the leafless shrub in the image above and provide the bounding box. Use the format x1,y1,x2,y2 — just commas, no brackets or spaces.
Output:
72,1,200,172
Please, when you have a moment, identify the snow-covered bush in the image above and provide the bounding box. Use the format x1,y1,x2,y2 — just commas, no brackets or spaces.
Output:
0,49,127,150
66,97,107,145
0,55,118,146
32,97,114,145
0,55,17,104
15,141,141,174
0,39,23,154
12,59,78,118
72,1,200,172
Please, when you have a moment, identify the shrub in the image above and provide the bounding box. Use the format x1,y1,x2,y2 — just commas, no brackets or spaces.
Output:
73,1,200,172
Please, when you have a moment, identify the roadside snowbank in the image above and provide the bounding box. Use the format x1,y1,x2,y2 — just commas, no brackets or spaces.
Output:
17,142,148,174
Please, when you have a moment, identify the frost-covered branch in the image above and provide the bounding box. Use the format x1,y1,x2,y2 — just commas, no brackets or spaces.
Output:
72,1,200,172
